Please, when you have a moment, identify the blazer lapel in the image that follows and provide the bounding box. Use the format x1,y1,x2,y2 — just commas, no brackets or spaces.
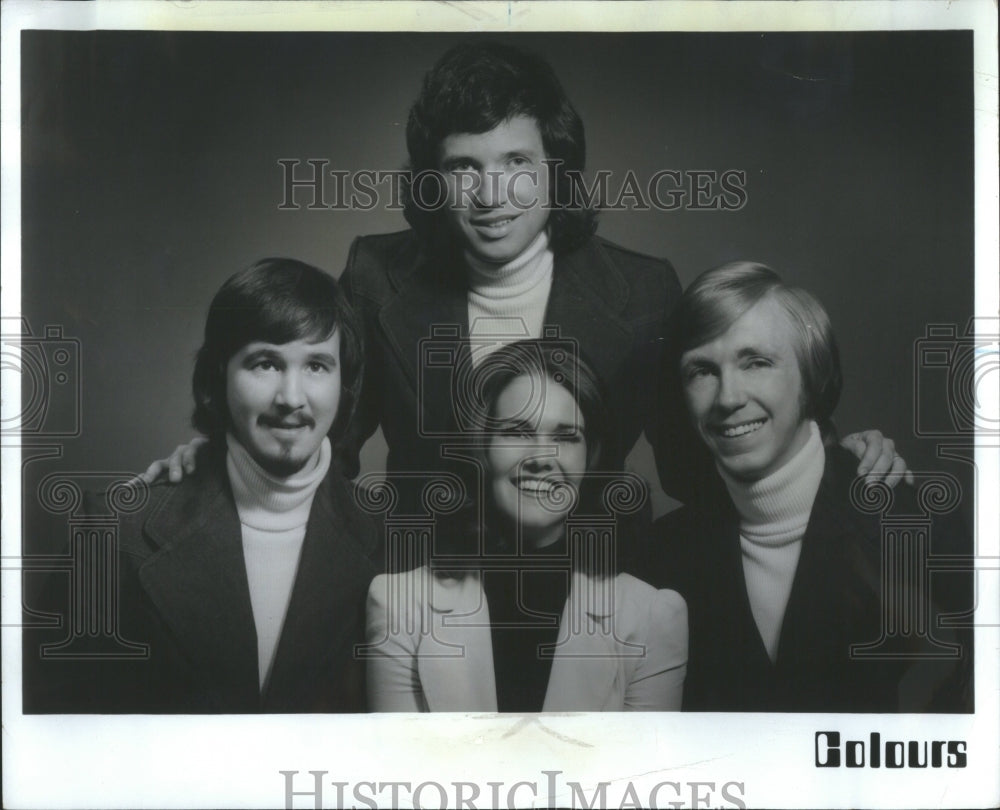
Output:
543,572,620,711
545,240,635,384
379,238,638,437
418,573,498,711
139,462,260,708
714,497,774,670
379,252,471,420
263,476,371,709
777,461,861,669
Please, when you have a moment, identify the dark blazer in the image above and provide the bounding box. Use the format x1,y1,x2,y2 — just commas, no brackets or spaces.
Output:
27,443,381,713
338,230,684,505
639,446,973,713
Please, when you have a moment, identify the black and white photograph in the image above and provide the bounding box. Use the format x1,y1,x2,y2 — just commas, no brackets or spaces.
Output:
2,1,997,808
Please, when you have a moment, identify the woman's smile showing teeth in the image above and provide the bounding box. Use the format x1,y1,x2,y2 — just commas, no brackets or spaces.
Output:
513,476,557,494
486,372,588,547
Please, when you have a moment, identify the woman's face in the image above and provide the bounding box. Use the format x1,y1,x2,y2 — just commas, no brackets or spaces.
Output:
485,373,588,548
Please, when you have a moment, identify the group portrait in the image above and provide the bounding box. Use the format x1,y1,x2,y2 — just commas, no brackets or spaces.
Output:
6,10,994,809
18,26,977,715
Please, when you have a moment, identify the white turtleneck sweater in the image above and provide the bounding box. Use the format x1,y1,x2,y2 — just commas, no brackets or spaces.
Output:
718,421,826,663
466,230,554,366
226,434,332,691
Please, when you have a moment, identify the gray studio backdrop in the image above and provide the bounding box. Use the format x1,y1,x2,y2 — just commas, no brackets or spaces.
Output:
19,31,974,537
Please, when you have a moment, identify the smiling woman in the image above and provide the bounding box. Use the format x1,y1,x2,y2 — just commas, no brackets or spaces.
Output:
364,340,689,712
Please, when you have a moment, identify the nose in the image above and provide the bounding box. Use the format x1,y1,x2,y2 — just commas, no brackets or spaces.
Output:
275,369,306,410
716,368,748,411
473,167,507,209
521,445,556,472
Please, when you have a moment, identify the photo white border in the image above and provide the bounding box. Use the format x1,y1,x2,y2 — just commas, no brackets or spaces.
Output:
2,2,997,808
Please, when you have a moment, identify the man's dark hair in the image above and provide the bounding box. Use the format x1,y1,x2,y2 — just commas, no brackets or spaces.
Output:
403,41,598,257
191,257,363,446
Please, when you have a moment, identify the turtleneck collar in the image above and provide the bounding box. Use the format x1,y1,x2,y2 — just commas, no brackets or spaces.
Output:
225,434,331,532
718,421,825,547
465,230,552,296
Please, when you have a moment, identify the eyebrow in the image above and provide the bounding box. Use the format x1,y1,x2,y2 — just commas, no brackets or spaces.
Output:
492,417,534,431
502,147,541,160
241,348,281,363
683,344,778,365
492,418,581,433
305,352,339,366
735,345,777,359
240,348,338,365
440,147,542,167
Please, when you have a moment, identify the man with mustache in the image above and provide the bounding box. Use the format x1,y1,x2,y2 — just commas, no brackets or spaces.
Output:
148,42,904,520
31,258,381,712
335,41,906,519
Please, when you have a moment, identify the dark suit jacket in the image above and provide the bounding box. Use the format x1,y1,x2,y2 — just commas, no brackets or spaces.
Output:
26,443,381,713
638,446,973,713
338,230,685,508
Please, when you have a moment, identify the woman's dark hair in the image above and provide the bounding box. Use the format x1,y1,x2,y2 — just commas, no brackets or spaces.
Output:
402,41,598,258
191,257,363,448
471,339,608,471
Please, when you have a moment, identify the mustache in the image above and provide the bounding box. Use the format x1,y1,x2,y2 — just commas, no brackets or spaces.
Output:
257,413,315,429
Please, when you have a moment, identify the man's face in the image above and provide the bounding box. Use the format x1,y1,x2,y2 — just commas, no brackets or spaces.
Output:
680,297,811,482
438,115,551,264
225,331,341,477
486,373,587,548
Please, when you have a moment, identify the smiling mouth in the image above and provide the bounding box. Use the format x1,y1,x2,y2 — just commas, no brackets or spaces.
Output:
714,419,766,438
471,214,519,230
513,477,558,494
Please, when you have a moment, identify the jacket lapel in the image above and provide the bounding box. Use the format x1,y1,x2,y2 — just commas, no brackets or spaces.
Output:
263,476,372,709
777,456,866,670
379,251,470,416
378,238,637,429
545,240,635,385
138,458,260,708
414,570,630,711
543,572,620,711
418,573,498,711
712,495,774,671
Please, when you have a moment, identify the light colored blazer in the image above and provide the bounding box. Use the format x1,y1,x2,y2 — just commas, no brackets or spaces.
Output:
365,567,687,712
